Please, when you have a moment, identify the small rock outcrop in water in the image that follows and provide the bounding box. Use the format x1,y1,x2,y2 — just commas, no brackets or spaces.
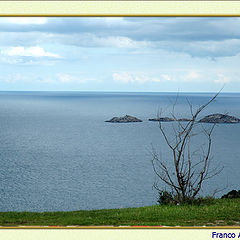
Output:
148,117,174,122
149,117,192,122
105,115,142,123
149,114,240,124
177,118,192,122
199,114,240,123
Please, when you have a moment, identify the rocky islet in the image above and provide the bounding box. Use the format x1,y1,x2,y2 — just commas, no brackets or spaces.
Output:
106,114,240,124
105,115,143,123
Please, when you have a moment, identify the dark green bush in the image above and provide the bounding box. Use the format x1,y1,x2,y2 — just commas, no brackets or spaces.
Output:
157,190,175,205
157,191,179,205
221,190,240,199
157,190,215,205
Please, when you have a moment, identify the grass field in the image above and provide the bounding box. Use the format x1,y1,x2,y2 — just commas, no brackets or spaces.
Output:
0,199,239,226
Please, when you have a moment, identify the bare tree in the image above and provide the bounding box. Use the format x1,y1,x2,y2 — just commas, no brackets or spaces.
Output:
151,91,224,203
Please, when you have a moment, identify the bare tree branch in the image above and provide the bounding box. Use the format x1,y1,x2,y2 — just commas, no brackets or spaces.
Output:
151,90,224,203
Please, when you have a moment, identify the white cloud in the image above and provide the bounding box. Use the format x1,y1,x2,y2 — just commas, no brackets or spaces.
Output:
1,18,240,58
2,46,61,58
113,72,133,83
113,72,161,84
0,73,30,83
93,17,126,27
112,70,204,85
58,74,72,83
161,74,172,81
57,73,87,84
214,74,231,84
113,70,234,86
40,78,57,84
97,36,149,48
151,78,161,82
181,71,201,82
65,34,150,49
3,17,47,25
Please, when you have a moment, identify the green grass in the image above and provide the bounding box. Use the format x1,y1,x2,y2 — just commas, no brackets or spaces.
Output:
0,198,239,226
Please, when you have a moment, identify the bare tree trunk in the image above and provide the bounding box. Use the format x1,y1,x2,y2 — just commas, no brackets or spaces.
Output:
151,91,224,203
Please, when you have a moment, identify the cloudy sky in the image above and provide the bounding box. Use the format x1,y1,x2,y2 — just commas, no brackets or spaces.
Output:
0,17,240,92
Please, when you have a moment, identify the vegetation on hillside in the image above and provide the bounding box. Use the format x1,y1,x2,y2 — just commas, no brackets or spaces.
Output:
0,198,239,226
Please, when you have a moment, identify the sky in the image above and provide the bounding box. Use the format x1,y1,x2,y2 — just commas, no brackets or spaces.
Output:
0,17,240,92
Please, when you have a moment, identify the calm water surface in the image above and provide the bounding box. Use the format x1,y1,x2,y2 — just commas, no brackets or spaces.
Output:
0,91,239,211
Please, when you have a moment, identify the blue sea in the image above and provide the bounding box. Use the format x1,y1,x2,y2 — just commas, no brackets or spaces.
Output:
0,91,239,212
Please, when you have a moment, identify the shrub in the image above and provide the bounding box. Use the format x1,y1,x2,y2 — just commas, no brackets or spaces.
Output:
157,190,176,205
157,190,215,205
185,196,215,205
221,190,240,199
